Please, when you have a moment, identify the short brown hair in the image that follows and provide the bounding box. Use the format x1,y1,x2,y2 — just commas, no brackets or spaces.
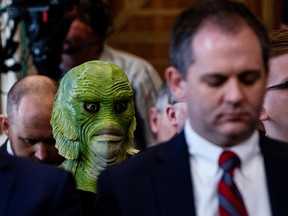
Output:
269,29,288,57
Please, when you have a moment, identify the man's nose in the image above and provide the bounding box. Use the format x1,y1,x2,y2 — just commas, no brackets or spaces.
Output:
34,143,48,162
224,79,245,104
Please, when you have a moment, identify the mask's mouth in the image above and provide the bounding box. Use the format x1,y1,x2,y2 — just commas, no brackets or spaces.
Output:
91,131,123,162
93,134,122,142
94,127,123,138
91,139,121,165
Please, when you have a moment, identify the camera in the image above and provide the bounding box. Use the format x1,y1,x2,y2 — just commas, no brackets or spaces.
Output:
0,0,78,80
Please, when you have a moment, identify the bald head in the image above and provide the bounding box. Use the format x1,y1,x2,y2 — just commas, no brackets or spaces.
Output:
7,75,58,122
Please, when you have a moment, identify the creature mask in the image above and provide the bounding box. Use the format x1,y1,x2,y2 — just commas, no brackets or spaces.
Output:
51,60,137,192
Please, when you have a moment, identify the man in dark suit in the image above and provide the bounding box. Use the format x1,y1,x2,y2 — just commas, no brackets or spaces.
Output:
94,1,288,216
0,150,82,216
0,75,64,165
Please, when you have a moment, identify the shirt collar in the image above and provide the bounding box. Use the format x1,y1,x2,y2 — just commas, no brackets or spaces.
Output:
184,121,260,181
6,140,14,156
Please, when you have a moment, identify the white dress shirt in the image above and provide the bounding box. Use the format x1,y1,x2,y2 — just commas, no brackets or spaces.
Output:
184,121,272,216
6,139,14,156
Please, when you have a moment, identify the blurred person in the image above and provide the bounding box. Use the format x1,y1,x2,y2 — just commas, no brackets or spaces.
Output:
260,29,288,142
149,82,187,145
61,0,162,149
0,149,82,216
0,75,64,165
94,1,288,216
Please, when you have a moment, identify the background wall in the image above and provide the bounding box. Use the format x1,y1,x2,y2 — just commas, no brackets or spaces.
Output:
106,0,284,79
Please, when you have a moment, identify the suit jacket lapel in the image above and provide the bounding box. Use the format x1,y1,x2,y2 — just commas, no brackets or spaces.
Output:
0,152,17,216
150,132,196,216
259,133,288,216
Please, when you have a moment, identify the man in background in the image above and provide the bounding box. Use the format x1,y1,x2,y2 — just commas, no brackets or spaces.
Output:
149,82,187,145
0,75,64,165
61,0,162,149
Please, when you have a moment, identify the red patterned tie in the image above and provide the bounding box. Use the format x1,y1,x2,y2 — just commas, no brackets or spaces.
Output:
218,151,248,216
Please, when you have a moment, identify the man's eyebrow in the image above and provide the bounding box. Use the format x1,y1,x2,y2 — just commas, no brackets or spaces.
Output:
200,73,228,81
238,69,262,74
201,73,228,77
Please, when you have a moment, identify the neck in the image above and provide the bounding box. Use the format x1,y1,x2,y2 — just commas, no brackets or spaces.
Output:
60,152,119,193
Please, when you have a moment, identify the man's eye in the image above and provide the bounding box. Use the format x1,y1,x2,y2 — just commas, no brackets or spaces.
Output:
45,139,56,146
239,72,260,85
22,139,37,145
114,102,128,113
84,102,99,113
203,76,227,87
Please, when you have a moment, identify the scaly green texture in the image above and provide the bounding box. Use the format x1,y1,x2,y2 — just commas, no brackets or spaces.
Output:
51,60,138,193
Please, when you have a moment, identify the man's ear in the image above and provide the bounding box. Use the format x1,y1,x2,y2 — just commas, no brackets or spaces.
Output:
165,104,177,127
149,107,159,134
165,66,186,102
259,107,269,121
0,114,10,136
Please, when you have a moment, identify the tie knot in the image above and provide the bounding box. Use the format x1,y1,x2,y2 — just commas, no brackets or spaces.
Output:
219,151,240,172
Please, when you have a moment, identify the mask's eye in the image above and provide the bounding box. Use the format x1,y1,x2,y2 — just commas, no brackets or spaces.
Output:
84,102,99,113
114,102,128,113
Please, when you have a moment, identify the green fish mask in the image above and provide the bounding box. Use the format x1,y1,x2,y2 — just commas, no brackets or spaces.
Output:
51,60,138,193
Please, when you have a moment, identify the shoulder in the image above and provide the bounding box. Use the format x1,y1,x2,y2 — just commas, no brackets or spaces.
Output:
0,153,82,214
259,132,288,161
104,45,154,67
101,45,162,91
102,46,160,76
101,131,186,179
1,152,73,187
95,132,188,214
259,132,288,150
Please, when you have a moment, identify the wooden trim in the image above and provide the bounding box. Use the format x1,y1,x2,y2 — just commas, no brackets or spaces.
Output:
108,32,169,44
273,0,283,29
113,0,149,30
262,0,274,30
149,59,170,66
135,9,183,16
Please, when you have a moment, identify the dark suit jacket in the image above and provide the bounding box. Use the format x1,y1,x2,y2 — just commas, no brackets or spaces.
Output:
0,140,8,156
94,131,288,216
0,149,82,216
